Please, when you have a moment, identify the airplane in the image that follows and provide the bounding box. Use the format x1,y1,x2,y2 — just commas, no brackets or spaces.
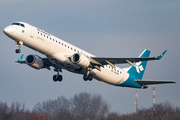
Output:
3,22,176,89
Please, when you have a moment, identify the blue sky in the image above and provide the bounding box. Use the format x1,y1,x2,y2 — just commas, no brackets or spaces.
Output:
0,0,180,113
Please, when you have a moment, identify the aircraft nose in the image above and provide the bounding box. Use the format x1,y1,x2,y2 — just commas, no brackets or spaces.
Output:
3,26,12,35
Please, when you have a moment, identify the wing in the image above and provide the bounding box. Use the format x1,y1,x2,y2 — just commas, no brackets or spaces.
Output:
135,80,176,85
90,50,167,67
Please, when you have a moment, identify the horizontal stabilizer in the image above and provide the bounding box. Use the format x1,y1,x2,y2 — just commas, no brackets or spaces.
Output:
135,80,176,85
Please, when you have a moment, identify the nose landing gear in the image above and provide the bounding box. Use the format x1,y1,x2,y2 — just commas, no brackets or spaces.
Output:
15,41,23,53
15,49,21,53
53,74,63,82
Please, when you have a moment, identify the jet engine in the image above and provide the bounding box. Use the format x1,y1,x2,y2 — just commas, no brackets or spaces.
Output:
71,53,90,68
26,55,44,69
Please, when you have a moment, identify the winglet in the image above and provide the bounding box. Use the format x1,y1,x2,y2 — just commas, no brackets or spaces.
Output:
16,54,26,64
17,54,24,62
156,50,167,59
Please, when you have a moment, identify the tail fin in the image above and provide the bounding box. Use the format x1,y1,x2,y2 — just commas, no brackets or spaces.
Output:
127,49,150,80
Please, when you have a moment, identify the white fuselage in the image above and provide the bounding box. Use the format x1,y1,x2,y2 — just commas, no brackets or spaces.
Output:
4,22,129,86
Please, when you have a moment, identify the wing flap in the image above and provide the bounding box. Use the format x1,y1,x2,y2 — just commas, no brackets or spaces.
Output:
135,80,176,85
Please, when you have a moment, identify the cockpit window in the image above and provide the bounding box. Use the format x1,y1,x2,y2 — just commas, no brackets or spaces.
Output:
12,23,25,28
20,24,25,27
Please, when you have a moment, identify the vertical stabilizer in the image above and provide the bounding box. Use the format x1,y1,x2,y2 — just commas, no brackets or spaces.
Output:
127,49,150,80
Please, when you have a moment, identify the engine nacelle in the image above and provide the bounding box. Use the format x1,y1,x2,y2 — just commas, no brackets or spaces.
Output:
71,53,90,68
26,55,44,69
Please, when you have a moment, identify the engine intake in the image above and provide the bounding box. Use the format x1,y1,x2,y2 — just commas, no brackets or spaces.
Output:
26,55,44,69
71,53,90,68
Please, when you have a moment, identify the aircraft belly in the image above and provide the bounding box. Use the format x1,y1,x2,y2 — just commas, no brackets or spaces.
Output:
50,52,80,70
92,68,126,85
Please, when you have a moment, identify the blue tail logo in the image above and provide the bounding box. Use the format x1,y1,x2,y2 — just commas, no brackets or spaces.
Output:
127,49,150,80
135,61,144,73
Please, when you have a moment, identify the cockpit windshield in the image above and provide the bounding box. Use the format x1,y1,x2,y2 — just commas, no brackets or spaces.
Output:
12,23,25,27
